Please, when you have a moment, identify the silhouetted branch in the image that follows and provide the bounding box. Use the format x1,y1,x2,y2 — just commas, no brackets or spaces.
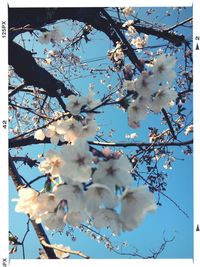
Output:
9,153,58,259
100,8,144,72
9,83,26,97
135,170,189,218
81,224,175,259
166,17,192,31
9,8,188,47
161,108,176,140
11,156,39,168
9,135,193,149
9,41,76,98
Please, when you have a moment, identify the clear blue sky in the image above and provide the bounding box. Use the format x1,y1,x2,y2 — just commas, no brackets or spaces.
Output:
9,6,193,259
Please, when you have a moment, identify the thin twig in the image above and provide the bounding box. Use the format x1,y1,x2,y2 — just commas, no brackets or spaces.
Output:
9,102,51,119
9,83,27,97
21,219,30,259
10,112,70,141
166,17,192,31
161,108,176,140
135,170,189,218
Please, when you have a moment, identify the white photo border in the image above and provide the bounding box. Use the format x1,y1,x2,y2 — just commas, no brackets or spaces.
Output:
1,0,199,266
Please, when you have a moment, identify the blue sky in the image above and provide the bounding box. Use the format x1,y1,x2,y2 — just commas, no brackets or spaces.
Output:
9,6,193,259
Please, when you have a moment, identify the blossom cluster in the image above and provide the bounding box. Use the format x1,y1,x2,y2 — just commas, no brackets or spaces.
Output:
122,54,177,128
121,7,135,16
122,19,149,50
107,41,124,65
34,89,100,144
14,139,156,235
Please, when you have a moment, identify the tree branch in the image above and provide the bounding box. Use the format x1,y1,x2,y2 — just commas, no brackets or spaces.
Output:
9,41,76,98
9,8,188,47
41,240,90,259
11,156,39,168
100,8,144,72
9,153,58,259
166,17,192,32
9,134,193,149
9,83,27,97
133,23,188,47
161,108,176,140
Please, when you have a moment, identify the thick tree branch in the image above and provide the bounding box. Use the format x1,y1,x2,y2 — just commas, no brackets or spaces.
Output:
9,41,75,98
100,8,144,72
133,23,188,47
9,8,188,47
9,154,58,259
9,8,189,50
8,7,189,96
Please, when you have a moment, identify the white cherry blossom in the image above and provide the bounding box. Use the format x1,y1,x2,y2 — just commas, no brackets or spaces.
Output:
152,54,176,83
51,27,64,42
85,183,117,215
120,186,157,231
29,193,58,221
45,121,63,145
93,156,132,192
14,187,39,214
131,35,148,49
34,129,45,141
38,149,64,177
122,20,137,35
85,89,101,110
127,98,148,128
41,207,66,230
93,209,122,235
79,118,97,139
66,95,87,115
108,42,124,62
56,118,82,144
125,133,138,139
184,124,193,135
14,188,58,221
54,184,85,213
149,86,177,113
133,73,158,97
60,140,92,183
122,80,135,91
38,32,51,44
38,27,64,44
54,244,70,259
64,211,84,227
122,7,134,16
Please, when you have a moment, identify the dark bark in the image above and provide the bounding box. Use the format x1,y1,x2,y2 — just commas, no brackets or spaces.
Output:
8,7,188,91
9,41,75,97
9,7,188,47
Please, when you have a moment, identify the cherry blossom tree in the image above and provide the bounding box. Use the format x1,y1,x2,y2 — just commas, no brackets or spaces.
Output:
8,7,193,259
